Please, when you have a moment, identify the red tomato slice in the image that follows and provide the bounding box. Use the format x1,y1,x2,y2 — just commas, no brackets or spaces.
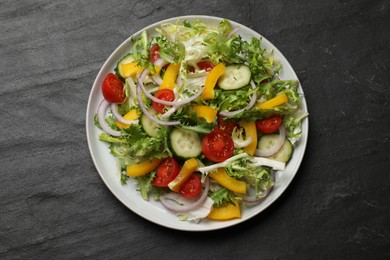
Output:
152,89,175,114
197,61,214,72
202,129,234,162
216,116,238,135
152,157,180,187
179,174,202,198
188,61,214,73
256,115,283,134
261,79,270,84
149,44,160,63
102,73,125,103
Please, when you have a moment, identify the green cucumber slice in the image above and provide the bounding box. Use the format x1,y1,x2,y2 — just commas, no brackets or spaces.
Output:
218,65,251,90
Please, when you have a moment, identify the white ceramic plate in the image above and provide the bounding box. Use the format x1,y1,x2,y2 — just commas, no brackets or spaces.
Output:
86,15,308,231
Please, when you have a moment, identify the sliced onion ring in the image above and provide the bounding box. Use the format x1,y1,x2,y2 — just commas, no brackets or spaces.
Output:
219,80,257,117
153,57,169,68
243,189,269,204
242,171,275,204
255,125,286,157
159,177,210,213
97,99,122,136
176,75,183,88
219,108,246,118
136,84,180,126
138,69,204,107
226,27,239,38
110,103,139,124
151,75,163,85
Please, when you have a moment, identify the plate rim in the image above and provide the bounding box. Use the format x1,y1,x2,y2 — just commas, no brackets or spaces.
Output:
86,15,309,231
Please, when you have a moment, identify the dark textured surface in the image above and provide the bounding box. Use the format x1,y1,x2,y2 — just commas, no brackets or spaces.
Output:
1,0,389,258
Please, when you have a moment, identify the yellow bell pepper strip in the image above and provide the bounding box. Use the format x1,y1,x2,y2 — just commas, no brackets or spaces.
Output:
201,63,226,100
121,62,161,78
168,158,198,192
256,92,289,109
192,105,218,123
159,63,180,90
207,201,241,220
126,158,161,177
153,65,162,76
209,168,246,194
120,61,143,78
239,121,257,156
115,109,141,129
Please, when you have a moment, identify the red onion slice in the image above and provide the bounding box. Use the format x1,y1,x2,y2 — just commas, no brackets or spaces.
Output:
97,99,122,137
138,69,204,107
176,75,183,88
153,57,169,68
243,171,275,204
226,27,239,38
219,108,246,118
232,129,253,148
151,75,163,85
159,177,210,213
110,103,139,125
255,125,286,157
243,190,269,204
136,84,180,126
219,80,257,117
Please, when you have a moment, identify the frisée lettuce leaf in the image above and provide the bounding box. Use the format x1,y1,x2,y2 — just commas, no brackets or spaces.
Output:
99,124,171,164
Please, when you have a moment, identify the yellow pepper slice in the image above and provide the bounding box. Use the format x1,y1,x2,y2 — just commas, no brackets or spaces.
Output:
239,121,257,156
207,201,241,220
257,92,289,109
115,109,141,129
192,105,218,123
120,61,143,78
126,158,161,177
159,63,180,90
201,63,226,100
153,65,162,76
168,158,198,192
209,168,246,194
121,62,161,78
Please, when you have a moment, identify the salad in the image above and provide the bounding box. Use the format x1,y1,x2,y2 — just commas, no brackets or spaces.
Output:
94,19,308,222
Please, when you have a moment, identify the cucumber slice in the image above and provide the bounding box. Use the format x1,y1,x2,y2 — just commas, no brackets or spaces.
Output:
115,53,135,80
218,64,251,90
141,109,161,137
180,124,213,134
257,134,281,154
269,139,294,163
169,128,202,159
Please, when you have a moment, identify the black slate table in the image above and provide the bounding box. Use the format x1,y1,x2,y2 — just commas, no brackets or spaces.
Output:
1,0,389,259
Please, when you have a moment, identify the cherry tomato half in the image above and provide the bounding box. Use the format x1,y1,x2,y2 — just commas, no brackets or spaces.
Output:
102,73,125,103
179,173,202,198
216,116,238,135
149,44,160,63
188,61,215,73
152,89,175,114
256,115,283,134
197,61,214,72
202,129,234,162
152,157,180,187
